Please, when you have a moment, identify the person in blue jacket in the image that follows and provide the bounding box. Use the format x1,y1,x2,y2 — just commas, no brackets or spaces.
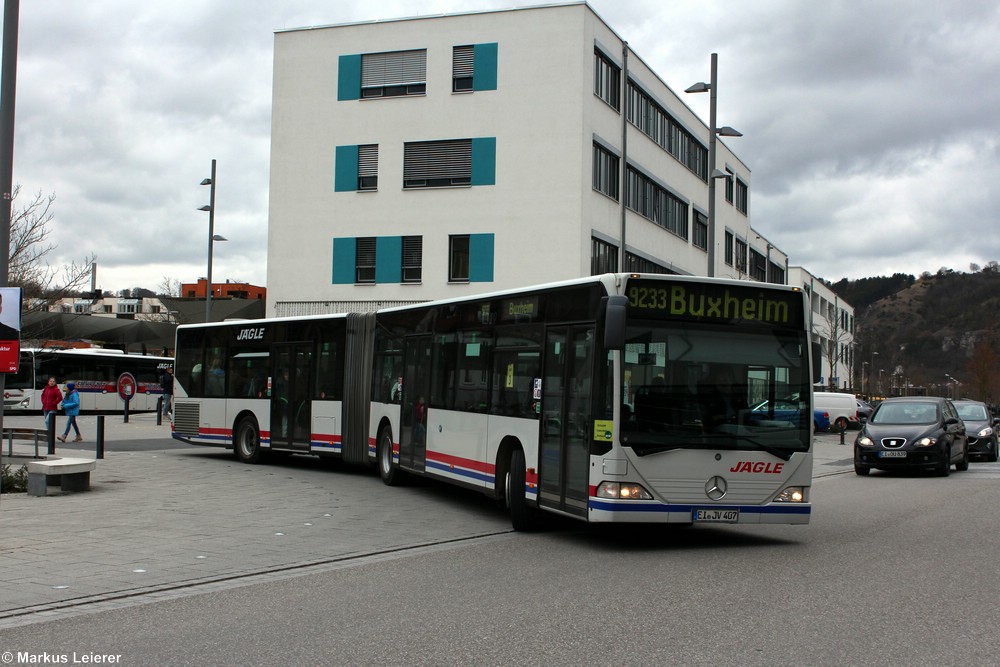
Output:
58,381,82,442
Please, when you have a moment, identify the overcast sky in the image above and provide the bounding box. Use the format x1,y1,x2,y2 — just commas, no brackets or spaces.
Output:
4,0,998,294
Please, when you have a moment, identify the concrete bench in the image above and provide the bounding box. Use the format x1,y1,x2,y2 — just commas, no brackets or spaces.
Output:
26,457,97,496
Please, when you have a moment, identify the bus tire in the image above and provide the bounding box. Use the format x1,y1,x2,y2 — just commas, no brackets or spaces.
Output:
234,417,264,464
377,426,403,486
506,448,538,531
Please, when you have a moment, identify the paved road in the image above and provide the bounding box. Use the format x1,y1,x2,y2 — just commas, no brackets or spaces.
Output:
0,415,856,630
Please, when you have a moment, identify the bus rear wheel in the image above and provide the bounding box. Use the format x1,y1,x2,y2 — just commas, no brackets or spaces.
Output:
506,448,538,531
377,426,403,486
235,417,263,464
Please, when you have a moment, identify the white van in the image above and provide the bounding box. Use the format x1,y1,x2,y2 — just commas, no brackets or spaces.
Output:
814,392,859,432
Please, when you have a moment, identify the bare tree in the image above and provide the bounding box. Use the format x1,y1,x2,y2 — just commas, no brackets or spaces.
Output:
965,338,999,404
157,276,182,297
8,185,95,311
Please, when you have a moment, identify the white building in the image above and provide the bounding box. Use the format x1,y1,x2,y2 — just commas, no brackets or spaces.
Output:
266,2,790,316
788,267,856,391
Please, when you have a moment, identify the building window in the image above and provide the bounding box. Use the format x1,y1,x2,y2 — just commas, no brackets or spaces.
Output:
627,80,708,181
725,231,734,266
768,261,785,285
358,144,378,191
735,178,749,215
734,238,748,274
403,138,496,189
452,43,498,93
360,49,426,98
750,249,767,282
724,169,734,203
356,237,376,284
592,143,619,200
594,49,620,111
402,236,422,283
625,252,675,275
449,235,470,282
591,237,618,275
453,45,474,92
693,211,708,251
625,166,688,239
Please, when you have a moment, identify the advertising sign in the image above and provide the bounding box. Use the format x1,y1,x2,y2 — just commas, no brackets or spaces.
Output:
117,372,137,402
0,287,22,373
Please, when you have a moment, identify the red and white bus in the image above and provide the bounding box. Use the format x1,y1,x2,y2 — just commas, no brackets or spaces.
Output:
4,348,173,413
172,274,816,530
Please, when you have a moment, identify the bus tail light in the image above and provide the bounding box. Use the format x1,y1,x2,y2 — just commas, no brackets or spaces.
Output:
775,486,806,503
596,481,653,500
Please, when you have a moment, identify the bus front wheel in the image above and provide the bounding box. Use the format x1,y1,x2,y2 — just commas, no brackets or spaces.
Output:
377,426,403,486
235,417,263,464
506,448,538,531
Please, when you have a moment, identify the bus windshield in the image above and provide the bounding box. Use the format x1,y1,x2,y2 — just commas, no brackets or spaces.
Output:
621,321,811,459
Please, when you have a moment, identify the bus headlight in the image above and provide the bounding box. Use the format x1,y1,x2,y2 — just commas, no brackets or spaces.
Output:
775,486,806,503
596,481,653,500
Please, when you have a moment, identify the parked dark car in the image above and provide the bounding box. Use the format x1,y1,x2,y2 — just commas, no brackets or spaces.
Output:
854,396,969,476
953,400,999,462
856,399,874,422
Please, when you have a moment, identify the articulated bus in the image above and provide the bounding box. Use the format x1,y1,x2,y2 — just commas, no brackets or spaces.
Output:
172,274,816,530
4,348,173,413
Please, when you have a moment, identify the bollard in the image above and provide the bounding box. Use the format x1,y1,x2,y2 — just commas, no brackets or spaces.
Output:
123,398,130,423
47,414,56,455
839,427,845,446
156,396,163,426
96,415,105,460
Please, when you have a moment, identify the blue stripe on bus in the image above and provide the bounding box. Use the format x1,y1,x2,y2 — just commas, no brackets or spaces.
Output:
425,459,495,484
588,500,811,515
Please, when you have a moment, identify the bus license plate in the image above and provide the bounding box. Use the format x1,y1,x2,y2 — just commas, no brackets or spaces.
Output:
694,509,739,523
878,451,907,458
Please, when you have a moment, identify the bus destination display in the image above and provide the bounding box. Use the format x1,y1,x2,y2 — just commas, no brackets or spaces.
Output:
626,278,804,328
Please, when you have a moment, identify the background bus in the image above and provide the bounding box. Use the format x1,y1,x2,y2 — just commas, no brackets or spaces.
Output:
172,274,815,531
4,348,173,413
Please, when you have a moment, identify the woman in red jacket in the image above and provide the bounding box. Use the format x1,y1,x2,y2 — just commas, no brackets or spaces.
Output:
41,376,62,430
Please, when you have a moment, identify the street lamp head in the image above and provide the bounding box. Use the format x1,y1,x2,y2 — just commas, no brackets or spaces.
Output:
711,168,732,180
200,178,212,186
212,234,228,242
684,81,710,94
198,205,212,212
717,126,743,137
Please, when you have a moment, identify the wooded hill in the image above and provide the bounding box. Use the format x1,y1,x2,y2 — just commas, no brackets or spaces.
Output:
827,266,1000,401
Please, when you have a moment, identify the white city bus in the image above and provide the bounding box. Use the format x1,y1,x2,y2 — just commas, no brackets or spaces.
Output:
172,274,816,530
5,348,173,413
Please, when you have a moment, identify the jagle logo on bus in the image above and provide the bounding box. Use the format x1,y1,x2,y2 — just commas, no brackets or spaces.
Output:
629,284,791,324
236,327,266,341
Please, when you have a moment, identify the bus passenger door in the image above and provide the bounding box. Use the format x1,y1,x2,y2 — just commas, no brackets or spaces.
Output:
399,335,431,472
270,343,313,452
539,326,593,518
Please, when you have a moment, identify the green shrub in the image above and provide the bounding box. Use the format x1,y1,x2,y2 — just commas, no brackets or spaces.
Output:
1,462,28,493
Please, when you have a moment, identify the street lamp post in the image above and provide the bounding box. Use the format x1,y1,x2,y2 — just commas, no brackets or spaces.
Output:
686,53,742,278
199,159,220,323
862,361,869,395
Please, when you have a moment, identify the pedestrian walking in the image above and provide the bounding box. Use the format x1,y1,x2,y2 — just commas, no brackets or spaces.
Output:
40,376,62,431
161,366,174,419
58,381,82,442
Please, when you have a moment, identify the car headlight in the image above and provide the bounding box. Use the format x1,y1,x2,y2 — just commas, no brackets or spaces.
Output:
857,436,874,447
978,426,994,438
915,437,937,447
595,481,653,500
775,486,806,503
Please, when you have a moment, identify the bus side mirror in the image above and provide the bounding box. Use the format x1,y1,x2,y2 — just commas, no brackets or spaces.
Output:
603,295,628,350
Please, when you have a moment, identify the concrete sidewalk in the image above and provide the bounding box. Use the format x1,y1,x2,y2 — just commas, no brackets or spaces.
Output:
0,416,854,629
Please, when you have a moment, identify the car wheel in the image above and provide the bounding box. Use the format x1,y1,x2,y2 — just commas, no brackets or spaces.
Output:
834,417,848,433
956,441,970,472
854,462,870,476
989,439,999,463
